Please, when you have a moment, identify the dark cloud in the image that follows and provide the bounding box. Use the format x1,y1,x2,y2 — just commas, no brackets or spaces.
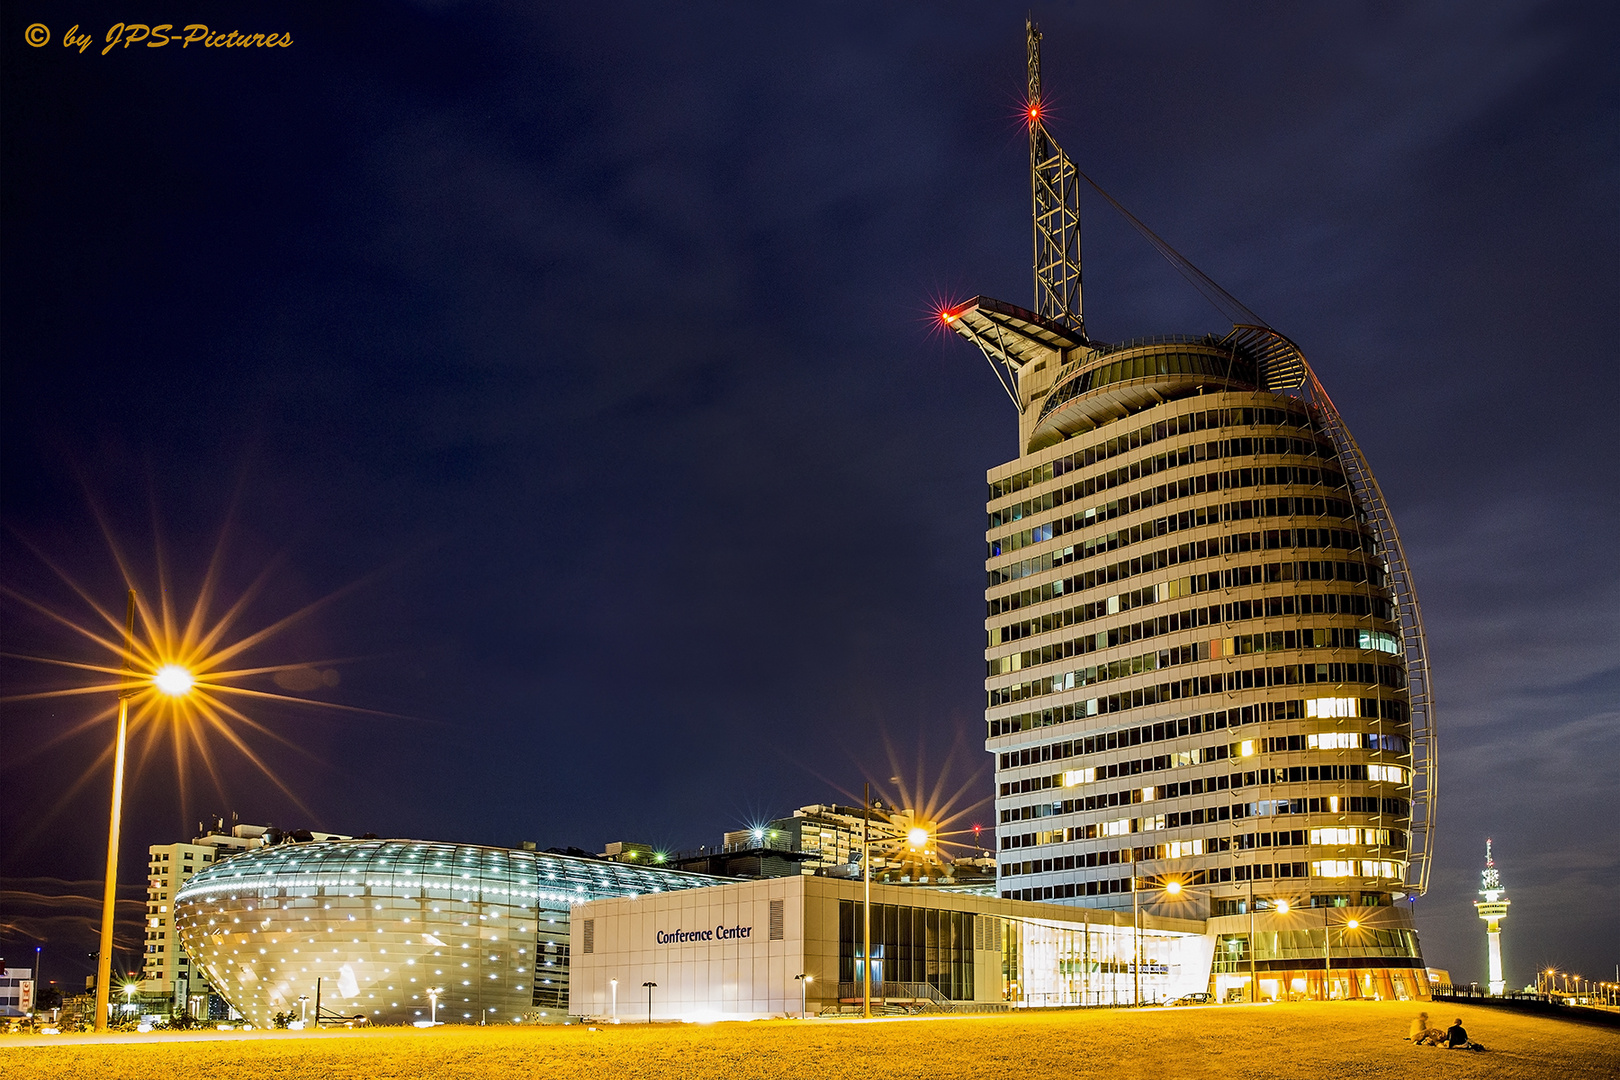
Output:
2,1,1615,991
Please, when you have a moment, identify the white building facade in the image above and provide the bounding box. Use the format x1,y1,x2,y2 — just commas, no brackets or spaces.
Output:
568,875,1211,1021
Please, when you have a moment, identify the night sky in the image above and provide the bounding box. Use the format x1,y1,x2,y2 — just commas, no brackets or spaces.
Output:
3,3,1615,996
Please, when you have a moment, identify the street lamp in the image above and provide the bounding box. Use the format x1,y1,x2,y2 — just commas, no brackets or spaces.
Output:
1131,865,1140,1006
298,995,309,1026
96,593,139,1030
93,600,201,1031
610,978,617,1021
642,981,657,1024
795,973,813,1019
427,986,442,1024
93,592,195,1031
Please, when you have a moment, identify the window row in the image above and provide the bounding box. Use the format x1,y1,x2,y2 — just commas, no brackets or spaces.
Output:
990,690,1408,739
991,767,1412,829
1000,874,1136,898
999,844,1130,870
991,627,1400,688
996,705,1408,772
1001,734,1407,799
1251,732,1409,754
988,531,1379,621
1212,627,1401,660
1212,926,1420,964
1237,795,1409,818
991,525,1367,590
1237,764,1407,785
989,465,1356,558
992,582,1392,652
989,438,1340,529
1002,789,1409,833
990,650,1403,710
988,405,1315,500
1211,892,1393,916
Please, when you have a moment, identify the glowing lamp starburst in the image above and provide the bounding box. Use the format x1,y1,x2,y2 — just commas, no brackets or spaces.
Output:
907,826,930,850
153,664,195,697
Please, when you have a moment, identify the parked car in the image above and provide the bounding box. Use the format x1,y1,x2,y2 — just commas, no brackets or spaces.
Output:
1164,992,1214,1006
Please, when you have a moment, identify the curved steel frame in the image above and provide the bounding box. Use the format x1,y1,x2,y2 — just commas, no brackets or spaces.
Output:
1225,326,1437,896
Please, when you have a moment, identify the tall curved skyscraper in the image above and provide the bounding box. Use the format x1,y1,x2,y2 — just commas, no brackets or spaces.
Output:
948,20,1435,1002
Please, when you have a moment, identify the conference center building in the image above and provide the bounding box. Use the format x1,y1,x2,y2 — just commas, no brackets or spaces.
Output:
569,875,1212,1019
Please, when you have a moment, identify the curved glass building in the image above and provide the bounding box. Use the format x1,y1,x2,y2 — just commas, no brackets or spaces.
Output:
174,839,726,1025
950,20,1436,1003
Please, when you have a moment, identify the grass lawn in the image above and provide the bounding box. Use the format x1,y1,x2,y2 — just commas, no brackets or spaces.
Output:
4,1001,1616,1079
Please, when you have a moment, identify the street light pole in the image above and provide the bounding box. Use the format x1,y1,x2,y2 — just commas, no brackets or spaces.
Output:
94,591,137,1032
643,981,657,1023
862,781,871,1019
1248,876,1257,1003
795,973,812,1019
1131,865,1141,1007
1323,910,1332,1001
610,978,617,1021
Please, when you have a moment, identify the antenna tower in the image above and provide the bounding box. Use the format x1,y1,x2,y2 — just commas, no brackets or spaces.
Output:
1027,19,1084,336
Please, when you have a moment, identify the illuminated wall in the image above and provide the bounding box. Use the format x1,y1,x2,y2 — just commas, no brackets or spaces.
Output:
174,839,726,1025
568,875,1210,1020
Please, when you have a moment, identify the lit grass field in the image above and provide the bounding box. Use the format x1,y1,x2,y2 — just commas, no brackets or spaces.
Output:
4,1002,1617,1079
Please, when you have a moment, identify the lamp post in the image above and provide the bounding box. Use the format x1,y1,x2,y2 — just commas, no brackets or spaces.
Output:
93,591,195,1032
1248,876,1257,1003
862,781,871,1018
298,995,309,1026
1134,867,1146,1010
642,981,657,1024
427,986,441,1024
1322,912,1359,1001
795,973,813,1018
94,592,138,1032
610,978,617,1021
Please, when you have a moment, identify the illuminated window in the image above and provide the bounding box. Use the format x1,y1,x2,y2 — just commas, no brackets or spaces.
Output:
1310,860,1357,877
1305,697,1358,718
1062,768,1095,786
1307,732,1358,750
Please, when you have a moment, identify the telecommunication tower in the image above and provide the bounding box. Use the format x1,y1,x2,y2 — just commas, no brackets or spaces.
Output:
1474,839,1510,994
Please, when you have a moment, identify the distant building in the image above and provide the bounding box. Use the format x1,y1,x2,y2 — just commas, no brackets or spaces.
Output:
670,803,990,886
0,966,34,1018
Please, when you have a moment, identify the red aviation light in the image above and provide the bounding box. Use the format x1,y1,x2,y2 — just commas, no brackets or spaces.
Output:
1026,100,1042,124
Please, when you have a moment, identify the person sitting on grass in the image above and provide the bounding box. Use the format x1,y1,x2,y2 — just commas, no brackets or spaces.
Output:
1445,1019,1469,1049
1408,1011,1447,1045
